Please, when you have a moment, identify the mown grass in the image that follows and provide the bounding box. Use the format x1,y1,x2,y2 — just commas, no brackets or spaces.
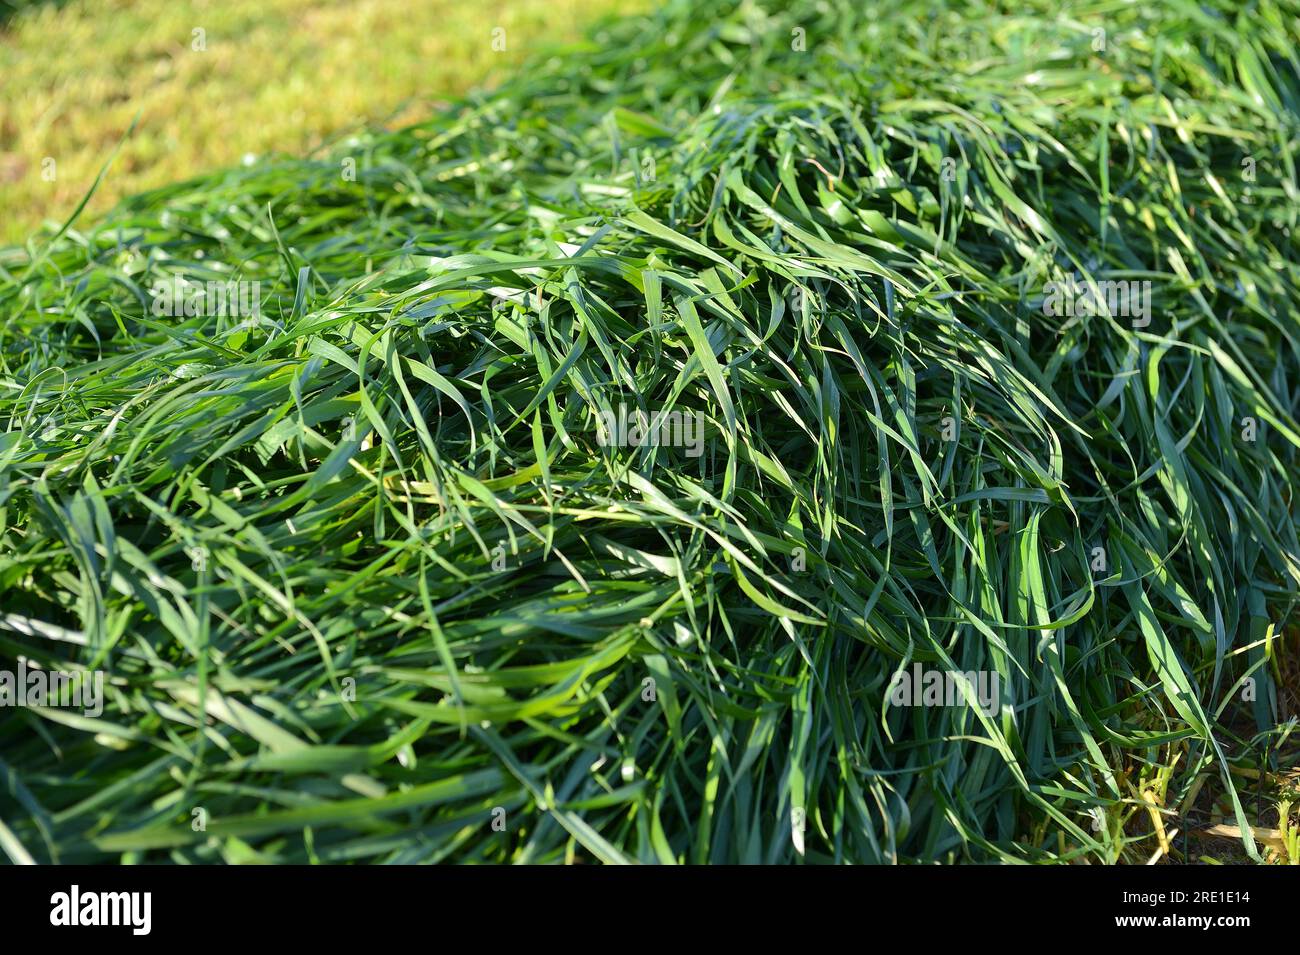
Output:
0,0,1298,864
0,0,640,244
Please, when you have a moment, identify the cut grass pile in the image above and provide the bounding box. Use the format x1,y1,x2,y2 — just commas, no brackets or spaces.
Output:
1,0,1299,864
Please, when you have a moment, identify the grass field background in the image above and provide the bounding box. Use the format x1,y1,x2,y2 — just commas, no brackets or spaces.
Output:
0,0,640,245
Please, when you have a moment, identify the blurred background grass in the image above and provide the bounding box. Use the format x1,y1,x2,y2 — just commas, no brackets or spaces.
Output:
0,0,641,245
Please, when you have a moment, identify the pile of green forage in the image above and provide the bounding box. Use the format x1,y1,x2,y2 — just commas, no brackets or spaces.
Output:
1,0,1298,863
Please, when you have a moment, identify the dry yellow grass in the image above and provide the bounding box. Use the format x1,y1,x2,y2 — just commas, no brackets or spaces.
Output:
0,0,639,244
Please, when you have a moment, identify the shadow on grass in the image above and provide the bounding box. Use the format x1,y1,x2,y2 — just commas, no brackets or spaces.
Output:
1,0,70,27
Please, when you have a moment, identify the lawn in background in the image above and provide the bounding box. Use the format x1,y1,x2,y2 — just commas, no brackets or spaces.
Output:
0,0,640,244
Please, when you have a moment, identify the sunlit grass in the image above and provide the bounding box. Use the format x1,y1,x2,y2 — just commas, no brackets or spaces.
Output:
0,0,640,244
